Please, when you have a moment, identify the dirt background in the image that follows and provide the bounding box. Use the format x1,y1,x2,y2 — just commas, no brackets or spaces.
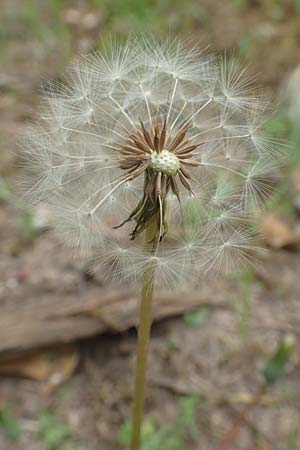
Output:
1,1,300,449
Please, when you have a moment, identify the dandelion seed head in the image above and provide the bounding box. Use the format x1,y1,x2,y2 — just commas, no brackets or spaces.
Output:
149,150,180,176
22,37,283,289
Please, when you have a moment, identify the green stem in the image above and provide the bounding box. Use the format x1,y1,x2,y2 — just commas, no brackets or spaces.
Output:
130,217,158,450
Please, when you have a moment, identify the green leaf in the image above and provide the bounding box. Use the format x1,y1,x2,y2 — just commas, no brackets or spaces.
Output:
0,406,21,442
118,418,157,448
184,307,208,326
294,0,300,13
162,432,183,450
177,396,200,439
263,336,295,385
118,395,201,450
38,413,71,450
19,211,40,240
118,420,132,446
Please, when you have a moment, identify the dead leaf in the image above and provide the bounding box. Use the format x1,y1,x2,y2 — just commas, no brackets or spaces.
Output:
0,345,79,394
260,214,300,249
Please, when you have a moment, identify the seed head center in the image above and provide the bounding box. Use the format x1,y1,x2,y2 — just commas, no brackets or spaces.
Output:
150,149,180,176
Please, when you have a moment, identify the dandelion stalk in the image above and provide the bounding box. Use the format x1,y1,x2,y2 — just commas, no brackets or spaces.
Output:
131,215,158,450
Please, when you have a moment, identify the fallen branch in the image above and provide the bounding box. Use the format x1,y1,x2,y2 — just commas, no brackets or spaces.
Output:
0,286,225,363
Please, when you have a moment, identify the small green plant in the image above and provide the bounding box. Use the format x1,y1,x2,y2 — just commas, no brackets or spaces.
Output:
38,412,87,450
294,0,300,14
92,0,207,37
184,306,209,327
237,31,254,58
19,210,41,240
263,335,295,385
264,110,290,142
176,396,199,439
21,0,68,44
119,395,200,450
0,405,21,442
